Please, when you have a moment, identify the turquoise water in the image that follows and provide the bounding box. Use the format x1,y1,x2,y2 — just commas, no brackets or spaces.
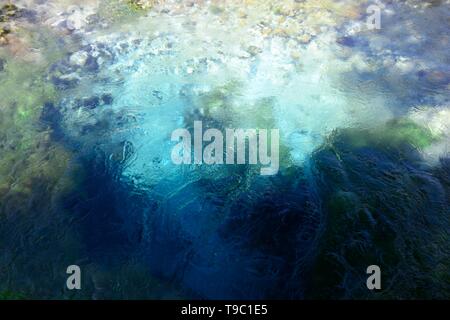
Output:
0,0,449,299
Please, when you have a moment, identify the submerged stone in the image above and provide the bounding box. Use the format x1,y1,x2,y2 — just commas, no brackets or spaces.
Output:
246,45,263,57
69,51,89,67
0,26,11,44
0,3,20,21
101,93,113,105
40,102,64,140
83,96,100,109
51,75,78,89
2,0,446,300
307,125,450,299
0,290,27,299
335,119,437,152
20,9,38,23
336,36,355,47
40,102,61,125
84,55,99,72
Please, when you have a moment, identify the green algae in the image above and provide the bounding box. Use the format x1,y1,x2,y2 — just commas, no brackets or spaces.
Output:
306,120,450,299
0,3,20,23
0,25,10,37
0,59,57,118
196,81,242,120
0,0,446,300
209,5,225,15
381,119,437,149
330,118,437,152
195,81,278,130
96,0,151,26
0,290,27,300
126,0,157,11
80,263,184,299
0,21,146,298
0,3,17,44
194,81,294,170
0,26,77,202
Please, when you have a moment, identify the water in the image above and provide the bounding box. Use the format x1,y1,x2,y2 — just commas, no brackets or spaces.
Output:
0,0,449,299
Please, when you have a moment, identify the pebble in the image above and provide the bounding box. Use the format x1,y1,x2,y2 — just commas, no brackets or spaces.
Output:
296,33,312,44
336,36,355,47
246,45,263,57
83,96,100,109
40,101,61,125
51,73,79,89
69,50,88,66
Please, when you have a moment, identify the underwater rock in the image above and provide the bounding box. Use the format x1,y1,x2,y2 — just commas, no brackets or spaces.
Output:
40,101,64,140
209,5,224,15
84,55,99,72
40,102,61,125
0,25,11,45
127,0,155,11
420,70,450,86
407,106,450,163
77,93,115,109
296,33,312,44
85,13,100,26
69,50,88,67
409,106,450,137
336,36,355,47
246,45,263,57
49,58,77,76
0,290,27,299
83,96,100,109
0,58,5,72
151,90,163,101
65,19,77,32
2,0,445,300
65,4,96,32
307,124,450,299
18,8,38,23
43,2,99,34
101,93,113,105
0,3,20,22
51,74,79,90
332,119,437,152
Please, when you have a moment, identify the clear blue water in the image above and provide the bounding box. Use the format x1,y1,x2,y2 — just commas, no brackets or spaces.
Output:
0,0,449,299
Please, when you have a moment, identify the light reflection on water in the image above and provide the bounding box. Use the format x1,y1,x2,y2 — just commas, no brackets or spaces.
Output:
0,0,449,299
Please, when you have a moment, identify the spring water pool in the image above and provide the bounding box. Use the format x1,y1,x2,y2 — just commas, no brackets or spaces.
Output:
0,0,449,299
